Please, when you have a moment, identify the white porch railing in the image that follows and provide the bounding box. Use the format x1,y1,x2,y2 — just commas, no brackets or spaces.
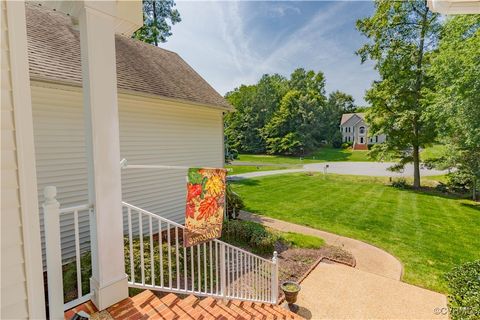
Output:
122,202,279,304
44,187,279,319
43,186,92,319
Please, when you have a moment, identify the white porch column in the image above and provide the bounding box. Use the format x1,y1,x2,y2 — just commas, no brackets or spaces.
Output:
78,2,128,310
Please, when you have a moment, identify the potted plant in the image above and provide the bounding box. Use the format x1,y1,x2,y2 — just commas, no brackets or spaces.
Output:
281,281,301,305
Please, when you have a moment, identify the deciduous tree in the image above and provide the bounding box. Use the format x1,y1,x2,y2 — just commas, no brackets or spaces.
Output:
429,15,480,200
357,0,441,188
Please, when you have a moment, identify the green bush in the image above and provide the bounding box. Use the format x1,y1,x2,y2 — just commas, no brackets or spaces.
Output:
341,142,353,149
226,183,244,219
221,220,278,254
221,220,326,254
445,260,480,320
391,178,408,189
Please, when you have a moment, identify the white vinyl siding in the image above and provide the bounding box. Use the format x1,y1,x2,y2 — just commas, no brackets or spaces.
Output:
1,2,29,317
31,82,224,265
119,94,224,223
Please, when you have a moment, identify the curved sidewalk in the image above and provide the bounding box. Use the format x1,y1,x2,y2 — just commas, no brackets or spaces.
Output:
239,211,402,280
239,211,448,319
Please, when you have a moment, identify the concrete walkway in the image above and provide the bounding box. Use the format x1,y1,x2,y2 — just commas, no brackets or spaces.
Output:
229,161,446,180
239,211,402,280
297,264,448,319
239,212,448,319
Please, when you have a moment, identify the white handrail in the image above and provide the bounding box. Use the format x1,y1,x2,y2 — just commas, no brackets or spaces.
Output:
122,201,278,304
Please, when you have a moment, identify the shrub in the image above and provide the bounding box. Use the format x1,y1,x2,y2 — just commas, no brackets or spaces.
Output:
446,172,472,194
445,260,480,320
391,178,408,189
226,183,244,219
341,142,353,149
331,132,343,148
221,220,278,254
435,182,449,193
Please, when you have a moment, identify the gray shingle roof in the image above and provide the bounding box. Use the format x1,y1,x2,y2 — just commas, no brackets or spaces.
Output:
25,4,232,110
340,113,365,125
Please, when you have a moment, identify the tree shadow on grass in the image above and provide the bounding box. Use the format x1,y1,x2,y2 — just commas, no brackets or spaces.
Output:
391,184,472,202
461,202,480,212
229,178,261,187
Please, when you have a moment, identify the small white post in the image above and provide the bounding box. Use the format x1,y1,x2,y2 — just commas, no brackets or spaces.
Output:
220,243,226,299
43,186,64,319
271,251,279,304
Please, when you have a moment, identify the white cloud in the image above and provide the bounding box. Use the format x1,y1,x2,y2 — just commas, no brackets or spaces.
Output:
162,1,378,104
267,4,301,17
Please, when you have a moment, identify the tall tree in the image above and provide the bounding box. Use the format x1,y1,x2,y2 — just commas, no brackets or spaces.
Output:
262,69,327,155
224,74,288,153
357,0,441,188
429,15,480,200
133,0,181,46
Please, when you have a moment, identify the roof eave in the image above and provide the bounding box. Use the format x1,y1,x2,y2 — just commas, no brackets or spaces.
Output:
30,77,234,112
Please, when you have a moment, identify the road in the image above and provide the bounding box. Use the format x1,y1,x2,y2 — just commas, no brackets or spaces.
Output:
229,161,446,179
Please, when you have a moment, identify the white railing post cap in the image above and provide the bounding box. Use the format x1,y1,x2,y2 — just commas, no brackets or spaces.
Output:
44,186,57,199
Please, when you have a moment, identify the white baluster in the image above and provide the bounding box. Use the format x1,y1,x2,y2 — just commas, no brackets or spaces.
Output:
203,243,207,293
159,220,163,287
73,210,82,298
197,244,201,292
220,243,226,298
149,216,154,286
128,208,134,283
43,186,64,320
209,242,213,294
167,223,172,288
215,242,219,295
175,227,180,289
271,251,278,303
139,212,145,285
183,243,187,291
191,246,195,291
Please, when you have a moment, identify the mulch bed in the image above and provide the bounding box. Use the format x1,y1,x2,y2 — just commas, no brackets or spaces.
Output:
267,244,355,303
276,245,355,285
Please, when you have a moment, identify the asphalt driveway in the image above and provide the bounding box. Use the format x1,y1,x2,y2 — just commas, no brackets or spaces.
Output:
229,161,446,180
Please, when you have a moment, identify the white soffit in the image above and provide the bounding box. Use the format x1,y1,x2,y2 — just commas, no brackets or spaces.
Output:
34,0,142,35
428,0,480,14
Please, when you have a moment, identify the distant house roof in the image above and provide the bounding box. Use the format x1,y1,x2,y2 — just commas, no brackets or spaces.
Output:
340,113,365,125
25,4,232,110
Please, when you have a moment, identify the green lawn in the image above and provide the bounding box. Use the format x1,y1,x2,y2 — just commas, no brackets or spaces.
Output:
226,165,300,175
236,147,371,165
421,144,448,161
232,173,480,293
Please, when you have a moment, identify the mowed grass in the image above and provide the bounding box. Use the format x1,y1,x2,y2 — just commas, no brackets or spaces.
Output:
421,144,447,161
225,165,300,175
237,147,371,165
232,173,480,292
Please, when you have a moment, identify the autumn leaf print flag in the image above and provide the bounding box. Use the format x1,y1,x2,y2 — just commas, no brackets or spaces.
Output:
184,168,227,247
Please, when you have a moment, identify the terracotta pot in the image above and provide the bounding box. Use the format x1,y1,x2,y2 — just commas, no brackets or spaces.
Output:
281,281,301,304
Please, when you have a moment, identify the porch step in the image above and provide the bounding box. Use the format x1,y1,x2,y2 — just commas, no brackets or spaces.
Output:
353,143,368,150
106,290,303,319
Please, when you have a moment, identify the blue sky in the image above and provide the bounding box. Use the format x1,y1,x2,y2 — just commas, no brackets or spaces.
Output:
162,1,378,105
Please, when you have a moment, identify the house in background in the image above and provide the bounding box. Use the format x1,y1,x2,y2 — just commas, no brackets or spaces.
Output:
340,113,386,150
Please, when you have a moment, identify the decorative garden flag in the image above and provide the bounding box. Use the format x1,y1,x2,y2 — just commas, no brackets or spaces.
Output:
184,168,227,247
